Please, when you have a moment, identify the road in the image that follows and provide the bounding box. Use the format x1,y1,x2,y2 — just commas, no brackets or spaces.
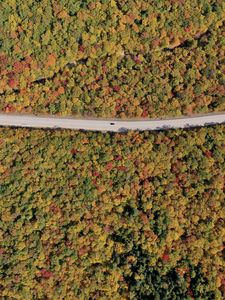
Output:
0,113,224,132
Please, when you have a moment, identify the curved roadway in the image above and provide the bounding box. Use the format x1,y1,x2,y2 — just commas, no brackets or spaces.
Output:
0,113,224,132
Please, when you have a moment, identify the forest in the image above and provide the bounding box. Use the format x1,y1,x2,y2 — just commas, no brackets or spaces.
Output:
0,0,225,117
0,125,224,299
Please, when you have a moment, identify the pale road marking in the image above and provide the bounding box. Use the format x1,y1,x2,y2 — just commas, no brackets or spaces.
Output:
0,113,224,132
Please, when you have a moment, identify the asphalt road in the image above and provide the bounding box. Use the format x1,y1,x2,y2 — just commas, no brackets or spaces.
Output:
0,113,224,132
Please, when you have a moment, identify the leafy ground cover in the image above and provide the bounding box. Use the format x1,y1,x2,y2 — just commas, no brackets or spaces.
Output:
0,0,225,117
0,125,224,299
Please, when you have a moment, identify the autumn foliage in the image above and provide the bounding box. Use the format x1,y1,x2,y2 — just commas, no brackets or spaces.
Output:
0,1,225,117
0,125,224,299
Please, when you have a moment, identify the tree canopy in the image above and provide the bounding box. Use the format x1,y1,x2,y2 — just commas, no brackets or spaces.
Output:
0,0,225,117
0,125,224,299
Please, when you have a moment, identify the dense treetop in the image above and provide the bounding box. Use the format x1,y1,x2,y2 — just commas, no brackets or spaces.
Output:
0,0,225,117
0,125,224,299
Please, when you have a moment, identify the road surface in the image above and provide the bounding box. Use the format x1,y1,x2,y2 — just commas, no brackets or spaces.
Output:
0,113,224,132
